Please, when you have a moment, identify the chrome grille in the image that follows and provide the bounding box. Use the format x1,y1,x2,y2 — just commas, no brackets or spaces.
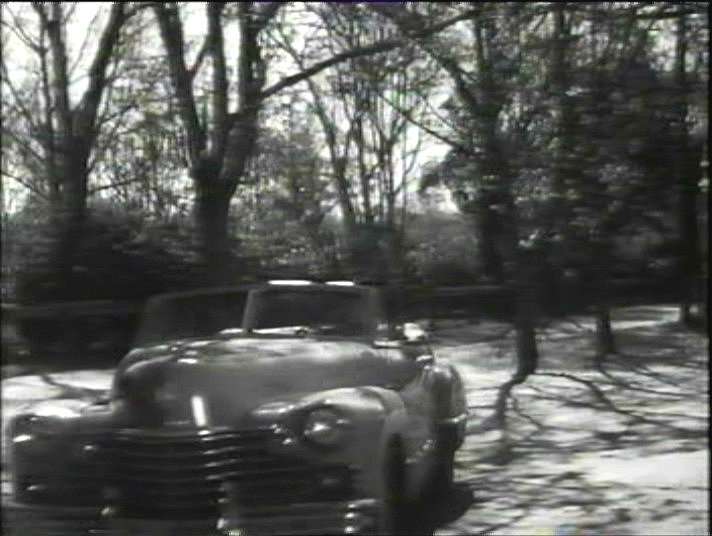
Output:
106,428,354,519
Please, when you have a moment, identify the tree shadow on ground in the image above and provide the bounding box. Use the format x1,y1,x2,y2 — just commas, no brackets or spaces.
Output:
430,319,514,346
427,307,707,535
610,306,678,322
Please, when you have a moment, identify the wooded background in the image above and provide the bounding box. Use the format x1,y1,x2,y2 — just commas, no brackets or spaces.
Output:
1,3,708,395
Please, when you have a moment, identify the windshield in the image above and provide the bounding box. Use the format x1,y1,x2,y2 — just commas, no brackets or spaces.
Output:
245,288,373,337
134,288,249,346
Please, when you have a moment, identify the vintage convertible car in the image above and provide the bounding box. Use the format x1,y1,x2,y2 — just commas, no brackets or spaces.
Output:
6,282,467,535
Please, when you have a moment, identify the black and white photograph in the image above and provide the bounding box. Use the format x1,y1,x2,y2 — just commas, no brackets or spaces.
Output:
1,2,708,535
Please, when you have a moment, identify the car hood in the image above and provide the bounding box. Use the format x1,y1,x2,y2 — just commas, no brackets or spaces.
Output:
113,336,414,429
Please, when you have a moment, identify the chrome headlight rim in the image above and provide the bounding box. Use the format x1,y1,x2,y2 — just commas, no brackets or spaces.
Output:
12,414,67,438
11,401,82,439
302,407,351,446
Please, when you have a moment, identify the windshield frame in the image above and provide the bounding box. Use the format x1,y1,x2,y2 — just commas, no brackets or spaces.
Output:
133,284,255,346
242,284,381,339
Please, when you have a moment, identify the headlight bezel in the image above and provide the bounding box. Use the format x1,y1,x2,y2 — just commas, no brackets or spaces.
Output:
13,414,66,438
11,401,83,440
302,406,351,446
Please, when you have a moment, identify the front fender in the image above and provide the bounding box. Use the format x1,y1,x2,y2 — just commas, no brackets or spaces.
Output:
426,360,465,418
428,360,467,451
7,399,114,506
249,385,411,500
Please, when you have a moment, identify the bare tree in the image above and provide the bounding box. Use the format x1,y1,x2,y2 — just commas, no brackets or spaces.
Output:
270,4,425,278
152,2,478,283
370,2,544,427
1,2,137,273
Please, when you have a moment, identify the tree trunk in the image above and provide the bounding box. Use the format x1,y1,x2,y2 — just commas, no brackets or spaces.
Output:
513,256,540,380
582,244,616,367
673,13,702,327
30,2,129,298
493,244,540,428
50,145,91,292
386,224,406,280
195,175,234,285
594,304,615,363
474,198,504,282
492,308,538,428
550,3,576,206
677,144,702,327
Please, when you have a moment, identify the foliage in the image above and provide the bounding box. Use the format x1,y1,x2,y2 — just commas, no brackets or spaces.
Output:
1,2,707,312
405,213,482,285
12,204,204,305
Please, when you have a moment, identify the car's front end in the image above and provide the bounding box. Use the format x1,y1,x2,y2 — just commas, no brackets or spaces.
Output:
6,356,407,535
5,283,465,535
103,424,384,535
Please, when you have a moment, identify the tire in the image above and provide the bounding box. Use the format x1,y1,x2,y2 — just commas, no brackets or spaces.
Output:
429,449,455,497
380,439,407,535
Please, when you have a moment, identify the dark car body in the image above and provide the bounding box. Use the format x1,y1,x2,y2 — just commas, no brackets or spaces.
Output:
6,282,467,535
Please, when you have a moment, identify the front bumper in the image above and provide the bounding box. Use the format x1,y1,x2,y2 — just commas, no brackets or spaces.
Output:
2,497,382,536
218,498,381,535
2,500,105,536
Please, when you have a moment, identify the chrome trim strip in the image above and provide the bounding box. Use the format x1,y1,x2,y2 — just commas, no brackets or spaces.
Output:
437,412,468,427
3,499,103,517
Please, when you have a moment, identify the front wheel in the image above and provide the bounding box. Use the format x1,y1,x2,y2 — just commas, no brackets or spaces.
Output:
429,449,455,497
379,439,407,535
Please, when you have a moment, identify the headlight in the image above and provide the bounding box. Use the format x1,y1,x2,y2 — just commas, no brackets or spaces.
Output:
13,415,66,437
11,401,82,439
303,408,349,446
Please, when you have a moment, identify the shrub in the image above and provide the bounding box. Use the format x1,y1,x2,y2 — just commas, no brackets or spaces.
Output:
405,213,482,285
14,206,204,305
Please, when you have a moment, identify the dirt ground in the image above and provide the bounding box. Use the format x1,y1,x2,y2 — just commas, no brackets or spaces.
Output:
2,304,709,535
434,305,709,536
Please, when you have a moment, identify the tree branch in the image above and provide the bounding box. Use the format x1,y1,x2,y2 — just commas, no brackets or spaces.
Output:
1,169,48,199
1,126,45,165
207,2,229,160
87,105,136,176
66,7,102,79
75,2,129,137
95,102,136,130
40,3,73,141
0,57,40,133
377,90,476,156
370,3,482,110
187,37,209,81
88,177,145,194
152,2,205,163
261,6,479,99
253,1,284,33
1,10,42,53
569,4,704,20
